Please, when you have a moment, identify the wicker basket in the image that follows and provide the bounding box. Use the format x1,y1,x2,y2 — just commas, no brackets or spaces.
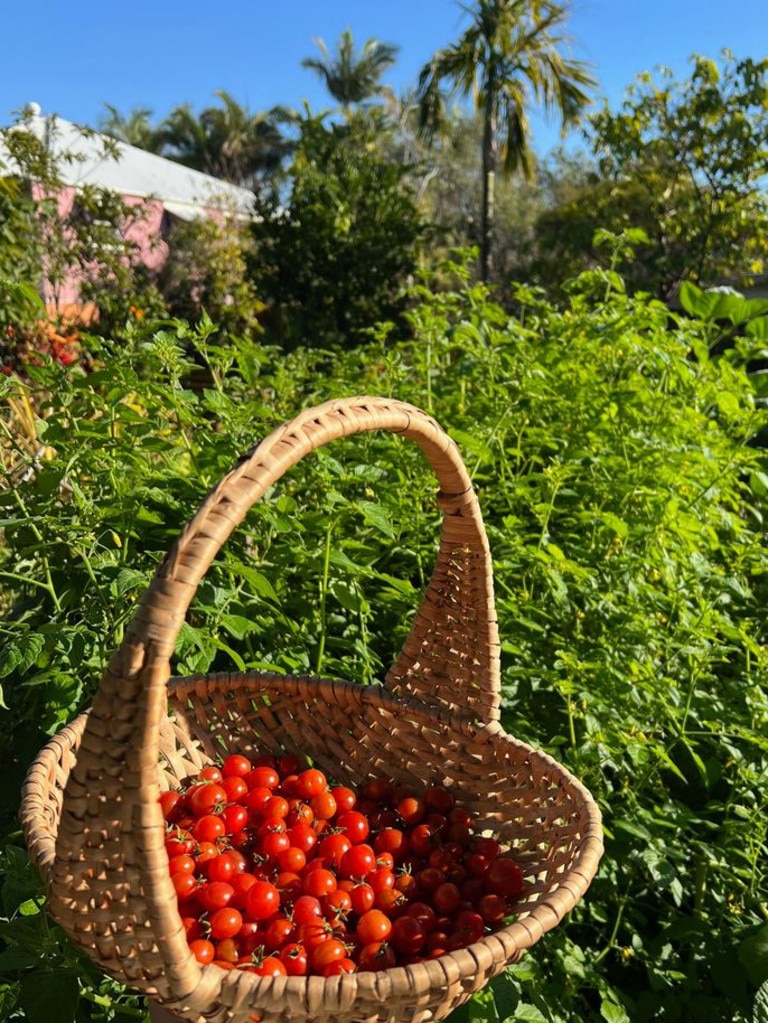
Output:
20,396,603,1023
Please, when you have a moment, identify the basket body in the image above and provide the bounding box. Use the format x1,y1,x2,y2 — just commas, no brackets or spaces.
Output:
20,396,603,1023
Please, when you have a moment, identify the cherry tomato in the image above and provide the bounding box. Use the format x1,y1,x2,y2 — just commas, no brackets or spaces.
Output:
424,785,454,814
265,915,296,950
336,810,370,844
391,915,426,955
200,882,235,912
265,795,290,819
192,814,226,843
222,754,252,778
221,804,249,835
397,796,426,826
277,846,307,873
317,833,351,870
405,901,437,933
331,786,357,812
291,895,323,926
189,938,215,964
205,854,236,884
360,778,392,803
340,844,376,879
246,766,280,791
280,942,309,976
288,822,319,856
214,937,241,963
356,909,392,945
486,857,524,898
302,868,337,899
244,786,273,816
172,872,198,900
408,824,435,858
311,938,348,973
165,828,194,857
356,941,396,972
244,880,280,921
433,882,461,915
348,882,375,916
478,893,508,925
294,769,328,799
322,888,352,920
311,791,338,821
278,753,303,776
168,854,196,876
275,870,303,901
253,956,287,977
323,957,357,976
187,784,227,818
209,907,243,940
160,790,183,822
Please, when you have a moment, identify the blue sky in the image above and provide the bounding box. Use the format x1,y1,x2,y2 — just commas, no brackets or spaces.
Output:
2,0,767,156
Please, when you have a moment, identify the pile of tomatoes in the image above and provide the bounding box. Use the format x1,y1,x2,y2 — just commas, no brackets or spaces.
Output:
160,752,525,977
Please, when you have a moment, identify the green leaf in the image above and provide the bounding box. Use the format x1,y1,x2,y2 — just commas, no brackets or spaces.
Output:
357,500,395,538
329,580,363,613
506,1006,546,1022
746,317,768,341
679,281,747,323
19,969,79,1023
739,924,768,987
614,819,653,842
219,614,257,641
210,636,247,672
0,643,22,679
601,999,630,1023
490,972,519,1021
451,428,496,464
229,562,279,603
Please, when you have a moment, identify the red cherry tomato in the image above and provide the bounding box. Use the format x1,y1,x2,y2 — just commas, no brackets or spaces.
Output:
486,857,524,898
294,769,328,799
192,814,226,843
209,907,243,940
244,880,280,921
222,754,252,778
189,938,215,964
356,941,396,972
356,909,392,946
331,786,357,812
391,915,426,955
187,784,227,818
280,942,309,976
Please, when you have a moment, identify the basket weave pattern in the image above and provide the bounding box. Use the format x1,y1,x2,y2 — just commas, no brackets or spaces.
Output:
21,396,603,1023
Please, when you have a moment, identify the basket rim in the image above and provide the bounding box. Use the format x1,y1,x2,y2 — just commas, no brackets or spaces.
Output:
21,668,604,1000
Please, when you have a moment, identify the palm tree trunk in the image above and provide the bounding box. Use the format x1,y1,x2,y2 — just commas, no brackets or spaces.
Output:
481,85,497,284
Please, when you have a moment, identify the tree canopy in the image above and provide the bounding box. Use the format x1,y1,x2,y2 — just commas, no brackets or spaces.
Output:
532,51,768,299
301,29,399,112
417,0,595,281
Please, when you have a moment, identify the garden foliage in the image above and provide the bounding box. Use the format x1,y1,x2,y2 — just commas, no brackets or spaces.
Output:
1,261,767,1022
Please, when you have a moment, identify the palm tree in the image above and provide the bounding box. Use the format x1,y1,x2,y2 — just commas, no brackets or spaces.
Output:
98,104,164,152
155,92,293,188
417,0,595,281
301,29,399,113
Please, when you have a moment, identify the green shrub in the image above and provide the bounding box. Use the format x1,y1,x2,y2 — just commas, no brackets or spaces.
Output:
1,263,766,1021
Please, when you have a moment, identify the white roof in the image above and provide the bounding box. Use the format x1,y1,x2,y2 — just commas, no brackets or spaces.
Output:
0,104,254,219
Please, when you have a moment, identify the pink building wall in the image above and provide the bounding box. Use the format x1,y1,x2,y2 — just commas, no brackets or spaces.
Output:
30,183,171,312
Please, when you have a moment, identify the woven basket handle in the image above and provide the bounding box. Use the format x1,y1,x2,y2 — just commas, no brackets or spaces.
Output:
119,394,500,722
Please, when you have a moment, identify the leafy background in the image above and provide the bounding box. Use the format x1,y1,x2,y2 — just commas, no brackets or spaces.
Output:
2,259,768,1021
